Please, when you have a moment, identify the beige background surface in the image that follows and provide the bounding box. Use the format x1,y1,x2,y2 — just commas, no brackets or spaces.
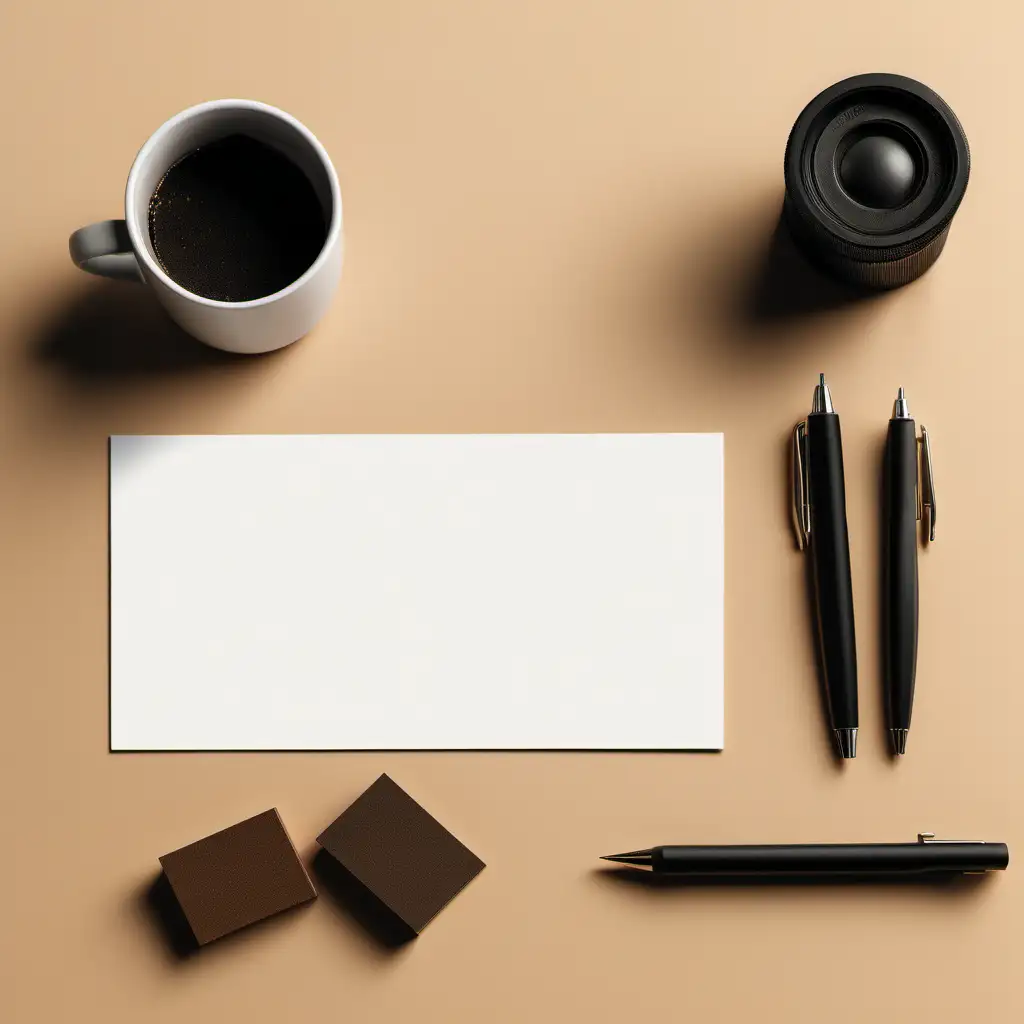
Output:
2,1,1021,1020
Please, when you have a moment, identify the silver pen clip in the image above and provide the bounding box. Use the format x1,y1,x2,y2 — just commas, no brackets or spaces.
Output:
917,426,937,543
790,421,811,551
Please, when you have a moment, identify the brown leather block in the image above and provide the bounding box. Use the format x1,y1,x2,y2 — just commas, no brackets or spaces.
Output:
159,808,316,946
316,774,484,936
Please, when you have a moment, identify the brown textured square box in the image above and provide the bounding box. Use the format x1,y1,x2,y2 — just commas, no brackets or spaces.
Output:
316,774,485,936
159,808,317,946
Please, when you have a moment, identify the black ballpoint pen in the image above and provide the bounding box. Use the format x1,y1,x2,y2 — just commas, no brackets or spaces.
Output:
600,833,1009,877
884,387,936,755
791,374,859,758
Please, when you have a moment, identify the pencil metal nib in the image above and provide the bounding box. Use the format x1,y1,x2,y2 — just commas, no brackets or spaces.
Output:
833,727,857,758
890,728,909,755
892,387,911,419
600,850,653,866
812,374,835,414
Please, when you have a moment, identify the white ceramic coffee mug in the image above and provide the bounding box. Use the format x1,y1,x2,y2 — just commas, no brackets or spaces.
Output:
69,99,343,354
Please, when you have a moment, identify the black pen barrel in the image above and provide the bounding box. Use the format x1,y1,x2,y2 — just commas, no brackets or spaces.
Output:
806,412,858,732
654,843,1009,875
883,417,919,733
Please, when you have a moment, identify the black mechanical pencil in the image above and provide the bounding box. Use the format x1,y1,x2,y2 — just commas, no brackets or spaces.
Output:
602,834,1008,877
791,374,859,758
883,387,936,754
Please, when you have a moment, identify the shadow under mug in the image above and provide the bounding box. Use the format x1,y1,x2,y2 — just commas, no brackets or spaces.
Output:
69,99,343,354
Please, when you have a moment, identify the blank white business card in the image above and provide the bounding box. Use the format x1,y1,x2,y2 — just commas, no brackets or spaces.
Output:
110,433,723,750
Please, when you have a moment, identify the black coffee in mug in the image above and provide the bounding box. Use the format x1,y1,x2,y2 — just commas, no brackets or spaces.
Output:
148,134,327,302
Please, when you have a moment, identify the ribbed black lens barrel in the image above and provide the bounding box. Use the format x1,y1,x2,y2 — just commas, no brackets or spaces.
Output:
784,74,970,289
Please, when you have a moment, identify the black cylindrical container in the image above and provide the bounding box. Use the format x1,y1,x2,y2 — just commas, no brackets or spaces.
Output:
784,73,970,288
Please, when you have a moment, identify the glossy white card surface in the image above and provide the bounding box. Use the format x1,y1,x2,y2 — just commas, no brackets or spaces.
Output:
110,434,723,750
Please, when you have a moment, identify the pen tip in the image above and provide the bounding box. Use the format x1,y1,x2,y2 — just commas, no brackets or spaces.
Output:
811,375,835,414
890,728,909,755
600,850,654,866
892,388,911,419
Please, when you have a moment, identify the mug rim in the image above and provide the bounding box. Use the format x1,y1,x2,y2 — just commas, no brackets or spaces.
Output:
124,98,343,310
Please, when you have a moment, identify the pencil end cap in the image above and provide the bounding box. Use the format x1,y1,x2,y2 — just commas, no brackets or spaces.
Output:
890,728,909,755
834,728,858,758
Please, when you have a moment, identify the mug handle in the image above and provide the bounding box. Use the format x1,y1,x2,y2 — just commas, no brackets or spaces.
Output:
69,220,143,281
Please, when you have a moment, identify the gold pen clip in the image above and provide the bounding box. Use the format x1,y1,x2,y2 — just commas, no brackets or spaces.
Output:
919,832,990,873
790,421,811,550
917,426,936,543
917,832,984,845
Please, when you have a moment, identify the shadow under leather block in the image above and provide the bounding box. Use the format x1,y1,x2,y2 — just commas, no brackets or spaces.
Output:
142,871,200,960
312,849,417,949
138,870,316,965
